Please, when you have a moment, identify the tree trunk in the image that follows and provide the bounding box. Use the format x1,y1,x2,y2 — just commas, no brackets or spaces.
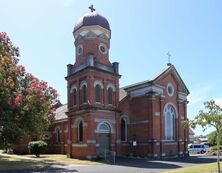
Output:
217,131,220,173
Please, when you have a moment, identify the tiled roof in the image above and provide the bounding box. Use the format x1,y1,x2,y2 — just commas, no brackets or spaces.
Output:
122,64,189,94
54,104,67,121
119,88,127,101
122,80,151,90
122,65,173,91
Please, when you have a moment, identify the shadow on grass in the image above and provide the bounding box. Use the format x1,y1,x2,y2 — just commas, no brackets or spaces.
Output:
0,155,47,171
0,167,78,173
24,155,67,165
0,155,80,173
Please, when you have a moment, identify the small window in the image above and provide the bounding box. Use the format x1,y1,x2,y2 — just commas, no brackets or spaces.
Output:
100,46,105,53
76,44,83,56
98,122,110,133
108,87,113,105
78,121,83,143
120,118,127,141
99,123,110,131
73,89,77,105
99,43,108,54
82,85,87,103
56,128,60,143
167,83,174,96
95,84,101,103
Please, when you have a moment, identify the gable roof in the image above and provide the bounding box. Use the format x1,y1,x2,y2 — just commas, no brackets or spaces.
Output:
122,64,189,95
153,64,190,94
119,88,127,101
54,104,68,121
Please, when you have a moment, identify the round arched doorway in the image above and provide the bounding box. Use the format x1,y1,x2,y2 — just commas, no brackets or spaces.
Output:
97,122,111,153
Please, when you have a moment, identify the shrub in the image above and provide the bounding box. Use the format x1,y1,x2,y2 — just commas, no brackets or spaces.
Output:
211,145,222,151
28,141,47,157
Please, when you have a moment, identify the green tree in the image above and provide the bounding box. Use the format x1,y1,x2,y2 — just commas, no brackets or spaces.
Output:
191,100,222,173
208,131,217,146
0,32,58,150
0,32,22,149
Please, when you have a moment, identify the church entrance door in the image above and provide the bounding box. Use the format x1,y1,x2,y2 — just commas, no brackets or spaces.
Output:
99,133,110,151
98,122,111,155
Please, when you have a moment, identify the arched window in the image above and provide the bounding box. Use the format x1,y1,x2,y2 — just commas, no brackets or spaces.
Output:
98,122,110,133
82,85,87,103
73,88,77,106
95,84,101,103
78,121,83,143
164,104,176,140
56,128,60,143
120,118,127,141
108,87,113,105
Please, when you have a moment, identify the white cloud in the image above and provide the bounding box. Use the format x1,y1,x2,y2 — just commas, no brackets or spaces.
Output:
187,80,222,136
188,85,212,106
187,79,222,106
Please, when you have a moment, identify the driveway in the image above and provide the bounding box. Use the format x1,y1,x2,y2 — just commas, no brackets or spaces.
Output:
0,155,220,173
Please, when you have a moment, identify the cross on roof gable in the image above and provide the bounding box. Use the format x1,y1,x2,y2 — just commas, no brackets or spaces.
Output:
123,65,189,95
153,65,190,95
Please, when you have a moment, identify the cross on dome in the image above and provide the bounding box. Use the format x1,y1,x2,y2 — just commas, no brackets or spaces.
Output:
89,5,95,12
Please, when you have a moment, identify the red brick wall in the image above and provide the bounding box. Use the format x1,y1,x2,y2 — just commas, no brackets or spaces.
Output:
13,135,32,154
118,69,188,157
74,38,112,67
68,69,119,112
49,120,68,154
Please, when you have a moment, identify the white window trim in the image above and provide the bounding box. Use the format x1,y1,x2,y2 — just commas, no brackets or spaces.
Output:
98,43,108,54
164,103,178,141
96,121,114,134
167,83,174,97
70,84,77,93
106,83,116,91
80,81,87,89
74,117,84,127
93,80,104,88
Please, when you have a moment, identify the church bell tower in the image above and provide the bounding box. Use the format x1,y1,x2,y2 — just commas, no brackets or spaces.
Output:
65,6,121,159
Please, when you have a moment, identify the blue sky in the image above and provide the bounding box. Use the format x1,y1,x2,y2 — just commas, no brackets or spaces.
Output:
1,0,222,136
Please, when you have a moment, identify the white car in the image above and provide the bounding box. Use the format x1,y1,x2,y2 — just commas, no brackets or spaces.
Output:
188,144,206,154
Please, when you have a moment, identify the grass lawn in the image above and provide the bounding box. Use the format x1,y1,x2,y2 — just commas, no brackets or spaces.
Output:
0,149,99,171
161,162,222,173
24,154,101,165
0,155,48,171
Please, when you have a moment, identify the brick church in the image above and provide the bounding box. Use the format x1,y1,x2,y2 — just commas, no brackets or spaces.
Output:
38,7,190,159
